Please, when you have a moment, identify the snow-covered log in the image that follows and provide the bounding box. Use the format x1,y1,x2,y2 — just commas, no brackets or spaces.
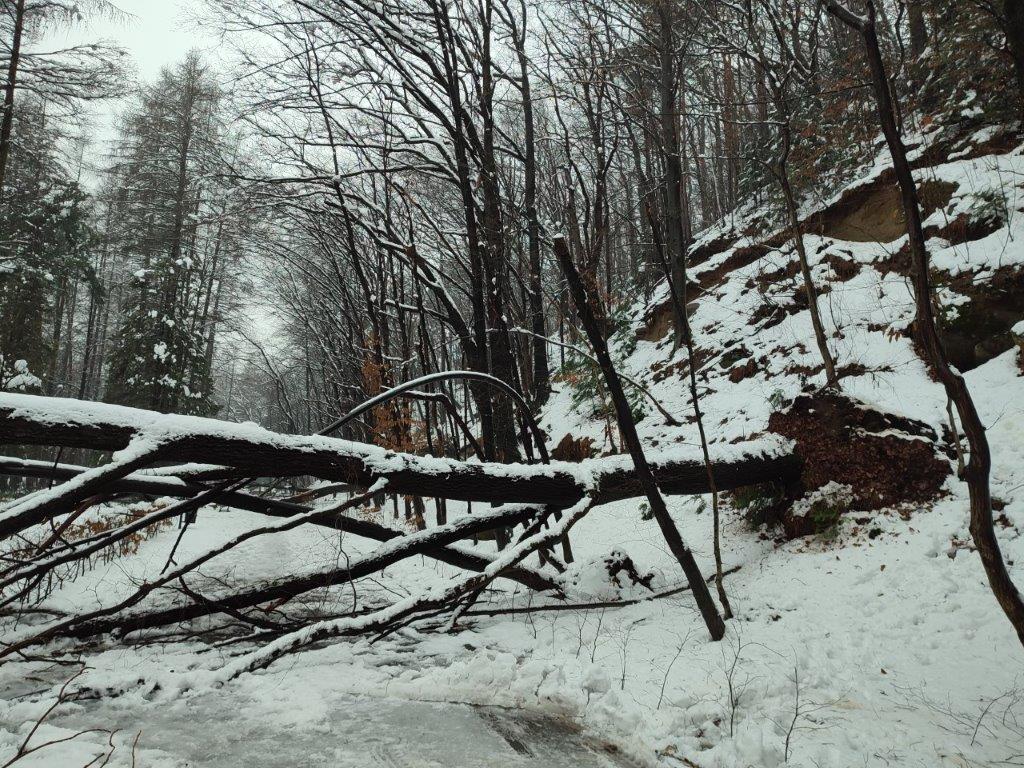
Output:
0,393,801,520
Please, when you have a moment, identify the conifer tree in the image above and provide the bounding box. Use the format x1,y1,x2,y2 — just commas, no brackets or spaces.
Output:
0,98,97,391
104,53,226,415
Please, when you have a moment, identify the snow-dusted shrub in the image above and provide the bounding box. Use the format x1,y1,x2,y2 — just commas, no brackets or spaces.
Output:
730,483,786,530
0,357,41,392
789,482,855,539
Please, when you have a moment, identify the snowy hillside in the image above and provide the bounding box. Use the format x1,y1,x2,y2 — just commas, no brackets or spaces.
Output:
542,131,1024,456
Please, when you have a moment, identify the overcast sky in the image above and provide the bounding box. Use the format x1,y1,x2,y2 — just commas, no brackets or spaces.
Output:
43,1,225,178
80,0,221,81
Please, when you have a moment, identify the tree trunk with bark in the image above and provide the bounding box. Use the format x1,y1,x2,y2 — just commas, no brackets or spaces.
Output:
553,236,726,641
0,393,801,539
1006,0,1024,121
825,0,1024,647
0,0,26,197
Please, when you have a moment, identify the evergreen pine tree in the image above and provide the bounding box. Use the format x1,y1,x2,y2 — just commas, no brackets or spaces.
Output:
0,100,97,391
104,53,225,415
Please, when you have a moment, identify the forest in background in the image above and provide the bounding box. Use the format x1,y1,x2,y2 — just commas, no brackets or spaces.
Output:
1,0,1017,449
1,6,1024,763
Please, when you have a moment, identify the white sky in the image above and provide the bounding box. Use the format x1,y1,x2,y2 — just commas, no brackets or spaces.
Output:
81,0,221,82
42,1,226,181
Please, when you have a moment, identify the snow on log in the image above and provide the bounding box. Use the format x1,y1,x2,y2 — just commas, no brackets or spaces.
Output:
0,393,801,510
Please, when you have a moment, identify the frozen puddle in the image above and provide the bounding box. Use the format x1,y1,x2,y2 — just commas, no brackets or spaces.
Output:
25,686,637,767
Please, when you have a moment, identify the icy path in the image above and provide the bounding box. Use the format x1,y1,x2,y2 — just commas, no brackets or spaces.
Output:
3,674,636,768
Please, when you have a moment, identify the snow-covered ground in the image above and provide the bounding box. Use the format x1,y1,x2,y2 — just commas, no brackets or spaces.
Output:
1,678,635,767
1,138,1022,768
2,347,1021,767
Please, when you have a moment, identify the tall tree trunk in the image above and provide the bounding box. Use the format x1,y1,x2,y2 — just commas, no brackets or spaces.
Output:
509,0,551,407
646,30,734,615
553,236,726,641
0,0,25,198
659,0,690,346
1006,0,1024,121
432,4,497,462
907,0,927,59
722,53,739,208
827,0,1024,647
479,0,521,464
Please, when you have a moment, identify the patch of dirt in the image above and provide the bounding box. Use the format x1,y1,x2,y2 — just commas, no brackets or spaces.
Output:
651,345,715,383
781,362,871,382
768,392,950,537
940,265,1024,371
719,344,752,370
750,299,802,330
651,357,688,383
635,288,701,342
948,127,1022,162
824,253,861,281
636,300,675,342
926,212,1003,245
729,359,759,383
806,179,957,244
752,259,800,291
551,433,596,462
697,244,773,292
688,235,738,269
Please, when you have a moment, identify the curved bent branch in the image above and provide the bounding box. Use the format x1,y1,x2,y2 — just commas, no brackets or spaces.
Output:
323,370,550,463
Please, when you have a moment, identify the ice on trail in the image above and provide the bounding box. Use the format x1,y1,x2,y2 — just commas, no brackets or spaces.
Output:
0,674,636,768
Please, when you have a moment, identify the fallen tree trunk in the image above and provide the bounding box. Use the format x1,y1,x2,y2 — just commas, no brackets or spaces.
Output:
0,440,165,540
0,391,795,667
0,457,560,594
0,393,800,526
553,235,725,642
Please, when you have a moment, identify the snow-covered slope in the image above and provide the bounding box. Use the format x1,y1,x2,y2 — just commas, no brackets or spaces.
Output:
542,134,1024,457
